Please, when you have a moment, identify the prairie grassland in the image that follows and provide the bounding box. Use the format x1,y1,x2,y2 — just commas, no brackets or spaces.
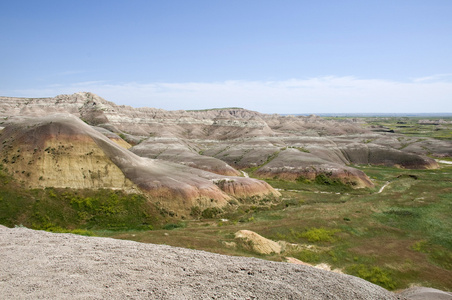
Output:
100,163,452,291
364,116,452,140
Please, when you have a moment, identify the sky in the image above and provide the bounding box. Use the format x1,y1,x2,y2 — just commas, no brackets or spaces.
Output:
1,0,451,114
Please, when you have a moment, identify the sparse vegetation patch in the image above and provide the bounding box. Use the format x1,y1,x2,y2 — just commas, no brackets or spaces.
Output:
346,264,397,290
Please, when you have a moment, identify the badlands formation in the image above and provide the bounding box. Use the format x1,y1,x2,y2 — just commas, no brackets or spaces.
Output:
1,92,452,299
0,92,445,205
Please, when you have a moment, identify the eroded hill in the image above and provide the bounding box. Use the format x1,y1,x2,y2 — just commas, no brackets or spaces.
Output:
0,114,279,215
0,92,449,215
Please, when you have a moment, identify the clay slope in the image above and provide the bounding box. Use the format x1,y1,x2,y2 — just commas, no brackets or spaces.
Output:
130,137,240,176
0,114,279,213
0,225,402,300
0,114,134,190
340,143,439,169
255,148,374,188
263,114,369,136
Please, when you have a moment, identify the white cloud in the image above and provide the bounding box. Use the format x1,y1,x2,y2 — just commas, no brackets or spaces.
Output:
411,73,452,83
2,76,452,113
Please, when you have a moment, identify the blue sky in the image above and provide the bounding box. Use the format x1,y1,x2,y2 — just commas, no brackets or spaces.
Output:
1,0,451,113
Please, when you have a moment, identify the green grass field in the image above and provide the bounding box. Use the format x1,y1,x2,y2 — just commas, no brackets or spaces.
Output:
364,117,452,140
89,163,451,291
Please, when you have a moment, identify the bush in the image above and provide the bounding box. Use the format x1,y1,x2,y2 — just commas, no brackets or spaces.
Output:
315,174,342,186
294,249,320,264
163,222,186,230
346,264,397,290
0,180,159,231
301,228,339,243
190,206,201,218
201,207,222,219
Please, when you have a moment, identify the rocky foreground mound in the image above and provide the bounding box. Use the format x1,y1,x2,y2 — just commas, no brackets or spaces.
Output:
0,226,403,299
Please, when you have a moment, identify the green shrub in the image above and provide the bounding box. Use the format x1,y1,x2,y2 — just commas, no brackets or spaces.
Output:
301,228,339,243
411,240,428,252
190,206,201,218
295,176,312,184
0,179,159,231
163,222,186,230
315,174,341,186
293,249,320,264
345,264,397,290
201,207,222,219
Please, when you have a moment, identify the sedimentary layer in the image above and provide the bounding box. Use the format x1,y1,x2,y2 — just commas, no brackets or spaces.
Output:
0,114,280,213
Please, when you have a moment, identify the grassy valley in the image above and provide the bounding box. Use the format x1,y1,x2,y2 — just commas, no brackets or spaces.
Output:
96,163,452,291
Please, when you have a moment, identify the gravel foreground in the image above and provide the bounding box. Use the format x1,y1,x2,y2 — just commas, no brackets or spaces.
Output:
0,225,404,299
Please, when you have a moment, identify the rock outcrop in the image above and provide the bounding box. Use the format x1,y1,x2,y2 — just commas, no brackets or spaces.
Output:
234,230,282,254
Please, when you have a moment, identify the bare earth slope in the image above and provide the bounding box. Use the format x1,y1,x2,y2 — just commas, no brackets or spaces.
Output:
0,114,279,213
0,225,403,300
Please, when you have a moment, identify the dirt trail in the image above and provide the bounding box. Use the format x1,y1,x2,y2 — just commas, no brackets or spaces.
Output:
0,225,402,299
378,181,391,193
